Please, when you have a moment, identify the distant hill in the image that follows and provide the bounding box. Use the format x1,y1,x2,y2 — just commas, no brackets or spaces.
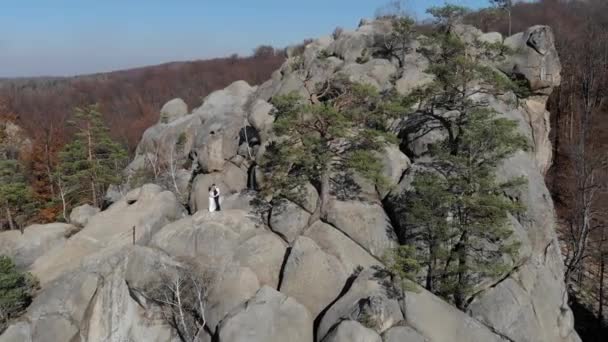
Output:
0,53,284,150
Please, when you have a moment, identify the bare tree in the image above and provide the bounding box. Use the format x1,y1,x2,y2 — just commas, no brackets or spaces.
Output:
145,261,212,342
562,22,608,283
490,0,513,36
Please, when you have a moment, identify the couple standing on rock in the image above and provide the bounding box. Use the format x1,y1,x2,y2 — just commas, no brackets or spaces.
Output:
208,184,221,212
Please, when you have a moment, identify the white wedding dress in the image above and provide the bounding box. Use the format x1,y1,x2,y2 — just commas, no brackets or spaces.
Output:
208,190,217,212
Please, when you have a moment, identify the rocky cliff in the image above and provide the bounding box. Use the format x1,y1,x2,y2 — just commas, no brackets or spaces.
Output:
0,19,580,342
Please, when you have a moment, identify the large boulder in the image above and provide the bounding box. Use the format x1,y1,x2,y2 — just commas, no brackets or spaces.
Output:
378,144,411,198
269,199,311,243
317,268,404,341
404,286,505,342
233,232,286,288
69,203,100,227
323,199,397,259
501,25,561,95
30,184,184,285
395,53,434,96
217,286,313,342
247,99,275,141
280,236,348,317
304,221,381,274
192,81,255,172
382,326,427,342
206,262,260,330
322,320,382,342
152,209,286,290
159,98,188,123
340,59,397,91
0,223,71,269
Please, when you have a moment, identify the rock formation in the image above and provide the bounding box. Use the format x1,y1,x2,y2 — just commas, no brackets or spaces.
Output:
0,19,580,342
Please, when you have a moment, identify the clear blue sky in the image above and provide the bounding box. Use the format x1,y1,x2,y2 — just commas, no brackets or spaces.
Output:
0,0,491,77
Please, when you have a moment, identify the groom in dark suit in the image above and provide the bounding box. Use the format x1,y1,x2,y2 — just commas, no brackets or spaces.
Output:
212,184,221,211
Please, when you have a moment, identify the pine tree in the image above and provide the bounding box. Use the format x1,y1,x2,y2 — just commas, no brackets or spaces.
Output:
55,104,127,215
261,80,396,212
387,5,529,310
0,160,33,231
0,256,38,332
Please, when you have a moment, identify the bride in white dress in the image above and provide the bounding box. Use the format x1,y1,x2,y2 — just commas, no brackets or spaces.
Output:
208,187,217,212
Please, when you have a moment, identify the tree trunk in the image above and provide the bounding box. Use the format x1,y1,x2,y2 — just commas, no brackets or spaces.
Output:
426,234,436,291
5,206,15,231
508,9,512,37
44,142,55,198
454,231,468,310
320,171,330,219
599,253,605,329
87,122,98,207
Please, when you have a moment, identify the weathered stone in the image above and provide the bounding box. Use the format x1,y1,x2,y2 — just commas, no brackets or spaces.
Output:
0,322,31,342
159,98,188,123
322,320,382,342
479,31,503,44
280,236,348,317
341,59,398,91
69,203,100,227
382,326,427,342
233,232,287,288
218,286,313,342
324,199,397,259
395,53,434,96
502,26,561,94
247,99,275,141
317,268,404,341
30,184,184,285
404,286,505,342
0,223,71,269
269,200,311,243
378,144,410,198
304,221,380,274
207,263,260,330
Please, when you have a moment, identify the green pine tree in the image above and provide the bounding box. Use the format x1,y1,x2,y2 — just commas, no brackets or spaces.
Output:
0,255,38,332
261,80,396,212
0,160,33,231
55,104,127,213
387,6,529,310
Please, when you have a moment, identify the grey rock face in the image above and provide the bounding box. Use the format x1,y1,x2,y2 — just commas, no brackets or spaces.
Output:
340,59,397,91
280,236,348,317
159,98,188,123
502,25,561,95
322,320,382,342
269,199,311,243
404,286,505,342
382,326,427,342
304,220,381,274
317,268,404,341
30,184,184,285
323,199,397,259
69,203,100,227
218,286,313,342
0,223,71,269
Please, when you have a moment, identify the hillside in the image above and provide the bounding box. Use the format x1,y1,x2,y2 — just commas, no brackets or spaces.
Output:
0,11,583,342
0,53,284,150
